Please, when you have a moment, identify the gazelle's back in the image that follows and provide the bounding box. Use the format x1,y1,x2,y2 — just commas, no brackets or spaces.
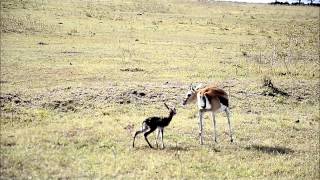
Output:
199,86,229,107
144,116,172,128
144,117,161,128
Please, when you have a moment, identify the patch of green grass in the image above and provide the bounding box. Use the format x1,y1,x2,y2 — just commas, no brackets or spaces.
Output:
1,0,319,179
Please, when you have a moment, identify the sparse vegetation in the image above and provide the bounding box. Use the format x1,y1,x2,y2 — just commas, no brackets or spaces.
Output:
0,14,56,33
1,0,319,179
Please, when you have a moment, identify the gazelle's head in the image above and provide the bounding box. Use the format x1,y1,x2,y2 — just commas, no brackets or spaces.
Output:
164,103,176,116
182,83,203,106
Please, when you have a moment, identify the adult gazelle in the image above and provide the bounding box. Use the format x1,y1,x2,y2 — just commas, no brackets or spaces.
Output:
182,84,233,145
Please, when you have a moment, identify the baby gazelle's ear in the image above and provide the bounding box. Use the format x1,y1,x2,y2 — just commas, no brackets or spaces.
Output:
173,107,177,114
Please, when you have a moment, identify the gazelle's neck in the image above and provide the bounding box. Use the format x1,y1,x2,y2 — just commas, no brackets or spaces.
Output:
168,111,175,120
190,91,200,103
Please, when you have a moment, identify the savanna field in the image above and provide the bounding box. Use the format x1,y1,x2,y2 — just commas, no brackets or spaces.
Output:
0,0,319,179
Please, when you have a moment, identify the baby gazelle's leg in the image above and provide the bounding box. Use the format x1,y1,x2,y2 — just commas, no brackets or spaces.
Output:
160,127,165,149
155,128,161,148
133,123,149,148
144,127,157,148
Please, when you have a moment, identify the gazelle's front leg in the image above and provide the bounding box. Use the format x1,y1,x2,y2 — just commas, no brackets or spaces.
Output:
155,128,160,148
198,111,204,145
225,108,234,142
160,128,164,149
211,112,217,143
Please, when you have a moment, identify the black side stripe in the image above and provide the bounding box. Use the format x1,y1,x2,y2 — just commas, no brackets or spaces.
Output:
218,96,229,107
201,95,206,109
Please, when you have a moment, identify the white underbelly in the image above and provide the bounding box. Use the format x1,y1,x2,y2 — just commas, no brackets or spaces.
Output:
197,93,211,110
197,93,227,112
217,103,227,112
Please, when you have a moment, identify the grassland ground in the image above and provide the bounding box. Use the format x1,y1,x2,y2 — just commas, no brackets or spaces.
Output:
0,0,319,179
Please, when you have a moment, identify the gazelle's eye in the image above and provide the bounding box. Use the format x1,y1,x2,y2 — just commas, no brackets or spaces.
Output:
187,94,191,97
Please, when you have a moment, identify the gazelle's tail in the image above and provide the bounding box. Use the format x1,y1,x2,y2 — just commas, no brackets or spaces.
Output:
141,122,147,131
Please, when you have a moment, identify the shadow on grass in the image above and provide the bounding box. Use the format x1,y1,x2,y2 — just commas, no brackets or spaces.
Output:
132,145,190,151
131,145,152,150
165,145,190,152
209,146,221,152
245,144,294,155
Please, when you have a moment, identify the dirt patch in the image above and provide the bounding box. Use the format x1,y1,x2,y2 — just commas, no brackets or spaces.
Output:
0,93,31,108
0,82,185,113
0,80,9,84
61,51,82,54
1,139,16,147
42,99,79,112
245,144,294,155
1,80,317,115
115,89,168,104
120,68,144,72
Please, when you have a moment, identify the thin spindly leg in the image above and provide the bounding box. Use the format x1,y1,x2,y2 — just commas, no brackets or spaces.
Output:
211,112,217,143
133,128,148,147
155,128,160,148
225,108,234,142
144,128,156,148
198,111,204,145
160,128,164,149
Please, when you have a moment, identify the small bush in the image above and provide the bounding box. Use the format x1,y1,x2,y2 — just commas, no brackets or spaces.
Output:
67,28,79,36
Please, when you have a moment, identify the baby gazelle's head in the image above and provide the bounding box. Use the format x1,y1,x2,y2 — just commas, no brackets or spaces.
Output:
164,103,176,116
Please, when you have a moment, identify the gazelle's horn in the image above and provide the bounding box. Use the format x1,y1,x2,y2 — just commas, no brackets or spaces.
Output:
164,103,170,110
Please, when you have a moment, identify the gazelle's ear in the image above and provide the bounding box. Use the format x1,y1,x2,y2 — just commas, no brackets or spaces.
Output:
190,83,195,91
195,83,203,90
164,103,170,110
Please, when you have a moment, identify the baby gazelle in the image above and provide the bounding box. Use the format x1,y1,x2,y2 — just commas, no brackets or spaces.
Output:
132,103,176,149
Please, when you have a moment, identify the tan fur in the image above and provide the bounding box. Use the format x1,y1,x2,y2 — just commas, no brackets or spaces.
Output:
188,92,198,103
183,83,234,144
198,85,229,112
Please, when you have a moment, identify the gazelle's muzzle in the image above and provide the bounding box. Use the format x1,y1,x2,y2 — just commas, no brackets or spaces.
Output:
182,98,188,106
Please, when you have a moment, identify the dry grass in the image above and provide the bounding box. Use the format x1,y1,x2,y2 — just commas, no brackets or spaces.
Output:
1,14,56,33
0,0,319,179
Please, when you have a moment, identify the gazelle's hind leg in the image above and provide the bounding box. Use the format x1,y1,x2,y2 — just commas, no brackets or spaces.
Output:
211,112,217,143
144,127,157,148
132,123,149,147
225,108,234,142
155,128,160,148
